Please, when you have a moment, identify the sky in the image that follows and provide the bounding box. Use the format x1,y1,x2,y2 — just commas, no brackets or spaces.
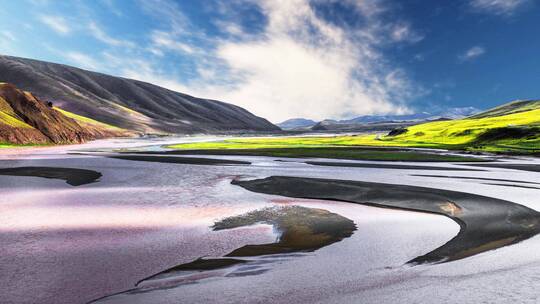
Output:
0,0,538,122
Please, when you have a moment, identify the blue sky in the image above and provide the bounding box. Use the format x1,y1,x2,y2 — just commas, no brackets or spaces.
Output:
0,0,537,122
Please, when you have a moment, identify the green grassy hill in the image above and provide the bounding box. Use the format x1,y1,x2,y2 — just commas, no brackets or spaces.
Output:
54,107,125,132
376,107,540,152
169,99,540,155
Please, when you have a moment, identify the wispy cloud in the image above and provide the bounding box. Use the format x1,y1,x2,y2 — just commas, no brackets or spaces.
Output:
150,31,195,54
390,22,424,43
1,30,16,42
459,46,486,62
33,0,424,122
39,15,71,35
469,0,531,16
88,22,135,47
100,0,124,17
65,51,101,70
101,51,192,93
133,0,421,122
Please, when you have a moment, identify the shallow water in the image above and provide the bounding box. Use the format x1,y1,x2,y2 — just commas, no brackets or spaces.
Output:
0,137,539,304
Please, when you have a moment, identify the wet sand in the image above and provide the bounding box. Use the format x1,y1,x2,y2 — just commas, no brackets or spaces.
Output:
2,137,539,304
0,166,102,186
306,161,484,171
123,148,485,162
463,163,540,172
481,183,540,190
410,174,540,185
232,176,540,263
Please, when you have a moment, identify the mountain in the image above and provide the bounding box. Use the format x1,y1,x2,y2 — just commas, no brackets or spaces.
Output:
0,83,128,144
308,107,481,132
0,55,279,134
335,107,480,124
277,118,317,130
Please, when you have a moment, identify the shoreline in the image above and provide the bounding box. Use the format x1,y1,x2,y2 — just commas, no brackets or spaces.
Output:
232,176,540,264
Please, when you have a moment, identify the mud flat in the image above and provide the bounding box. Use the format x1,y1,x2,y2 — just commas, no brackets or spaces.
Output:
106,154,251,166
232,176,540,264
306,161,485,171
463,163,540,172
124,147,485,162
410,174,540,185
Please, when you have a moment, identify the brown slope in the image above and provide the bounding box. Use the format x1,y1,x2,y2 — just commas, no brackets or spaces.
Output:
0,83,124,144
0,124,49,144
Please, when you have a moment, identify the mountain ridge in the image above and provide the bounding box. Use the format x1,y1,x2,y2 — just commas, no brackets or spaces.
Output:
278,107,481,131
0,55,279,134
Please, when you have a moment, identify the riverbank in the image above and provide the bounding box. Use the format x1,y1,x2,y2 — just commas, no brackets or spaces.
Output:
1,136,539,304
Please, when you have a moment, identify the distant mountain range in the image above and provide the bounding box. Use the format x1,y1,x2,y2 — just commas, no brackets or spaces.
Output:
0,55,279,134
278,107,481,131
276,118,318,130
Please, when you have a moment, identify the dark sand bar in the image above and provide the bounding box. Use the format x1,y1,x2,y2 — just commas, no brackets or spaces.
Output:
135,206,356,287
106,154,251,166
0,166,102,186
232,176,540,264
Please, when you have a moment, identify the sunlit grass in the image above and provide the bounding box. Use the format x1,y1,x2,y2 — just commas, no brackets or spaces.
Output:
0,144,16,148
0,96,34,129
0,111,34,128
168,108,540,154
54,107,122,130
0,143,46,149
382,108,540,147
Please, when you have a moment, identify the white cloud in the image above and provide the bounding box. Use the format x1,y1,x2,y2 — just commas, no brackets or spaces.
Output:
100,52,192,92
39,15,71,35
88,22,135,47
459,46,486,62
1,30,16,41
150,31,195,54
390,23,424,43
141,0,418,122
469,0,530,16
65,52,101,70
48,0,422,122
100,0,124,17
0,31,18,55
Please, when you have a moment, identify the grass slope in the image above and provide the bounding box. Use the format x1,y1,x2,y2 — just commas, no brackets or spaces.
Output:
373,108,540,150
169,102,540,155
0,96,34,128
54,107,123,131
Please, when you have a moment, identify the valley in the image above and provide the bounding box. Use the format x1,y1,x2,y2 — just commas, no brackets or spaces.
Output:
0,136,539,304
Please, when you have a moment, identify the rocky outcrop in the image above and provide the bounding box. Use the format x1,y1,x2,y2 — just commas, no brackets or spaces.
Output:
0,124,49,144
0,83,125,144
